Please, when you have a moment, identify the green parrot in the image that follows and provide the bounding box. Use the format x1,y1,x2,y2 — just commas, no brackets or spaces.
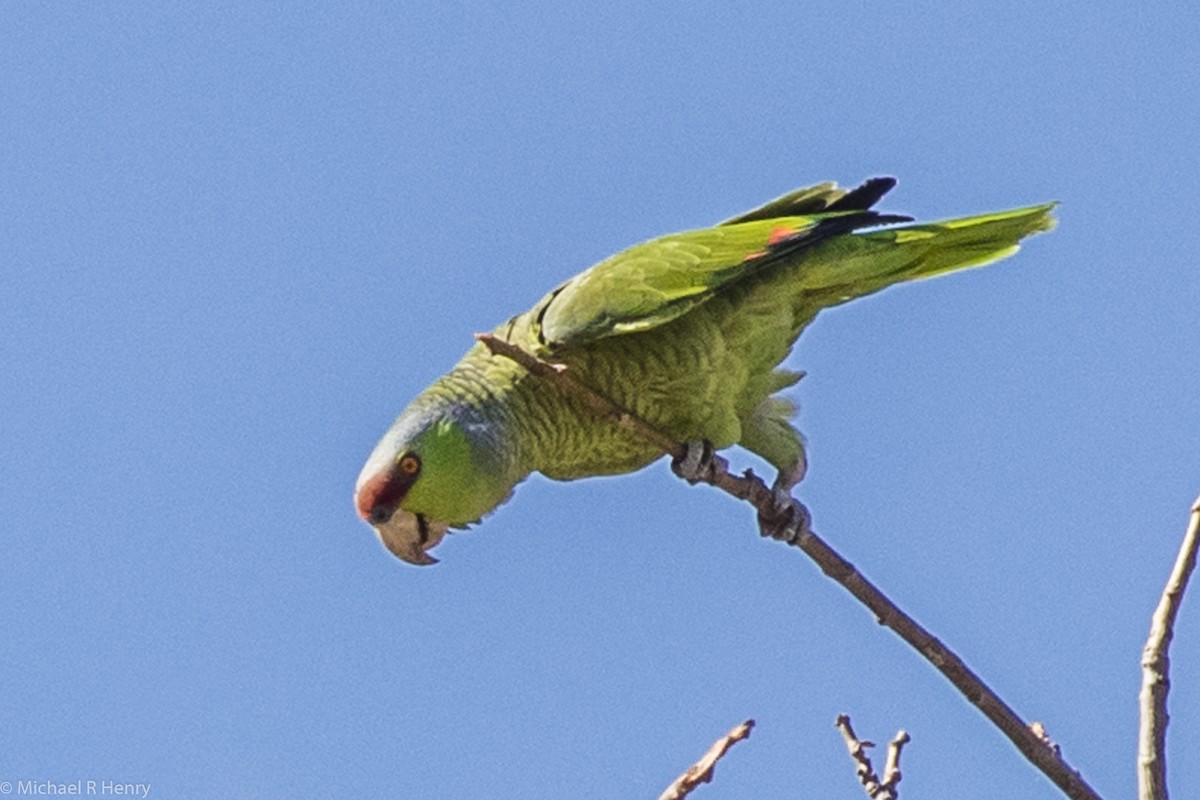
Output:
355,178,1055,564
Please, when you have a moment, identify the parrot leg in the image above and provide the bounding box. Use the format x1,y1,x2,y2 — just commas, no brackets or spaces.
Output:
671,439,810,541
739,399,808,492
771,451,808,494
670,440,727,485
759,457,811,542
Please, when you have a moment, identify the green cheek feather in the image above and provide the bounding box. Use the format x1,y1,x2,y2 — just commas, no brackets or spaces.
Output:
400,417,513,526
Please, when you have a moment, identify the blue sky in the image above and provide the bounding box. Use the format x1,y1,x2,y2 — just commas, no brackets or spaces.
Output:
3,3,1198,798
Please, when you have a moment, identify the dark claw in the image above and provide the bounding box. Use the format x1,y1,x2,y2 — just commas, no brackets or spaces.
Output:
757,490,812,544
670,440,717,485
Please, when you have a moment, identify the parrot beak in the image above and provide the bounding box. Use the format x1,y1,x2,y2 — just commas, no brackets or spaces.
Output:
355,461,450,566
371,507,450,566
357,453,451,566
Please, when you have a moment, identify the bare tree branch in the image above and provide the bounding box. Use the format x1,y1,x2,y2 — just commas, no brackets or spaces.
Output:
657,719,754,800
478,332,1105,800
1030,721,1062,757
1138,494,1200,800
835,714,909,800
881,728,912,794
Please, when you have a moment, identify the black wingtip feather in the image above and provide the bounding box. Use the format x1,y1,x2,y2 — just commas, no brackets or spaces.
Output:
864,212,914,227
826,176,897,212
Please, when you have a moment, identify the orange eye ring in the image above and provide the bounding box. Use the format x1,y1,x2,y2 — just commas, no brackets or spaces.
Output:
398,454,421,476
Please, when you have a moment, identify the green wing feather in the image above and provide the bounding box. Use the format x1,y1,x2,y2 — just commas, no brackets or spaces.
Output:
718,181,865,224
533,217,824,347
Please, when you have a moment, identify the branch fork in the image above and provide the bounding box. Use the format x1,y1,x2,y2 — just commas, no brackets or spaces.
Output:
836,714,911,800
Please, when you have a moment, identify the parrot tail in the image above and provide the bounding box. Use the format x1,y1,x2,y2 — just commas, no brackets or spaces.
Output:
797,203,1057,304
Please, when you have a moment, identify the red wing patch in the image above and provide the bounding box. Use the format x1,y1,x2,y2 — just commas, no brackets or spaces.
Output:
741,225,798,263
768,225,797,246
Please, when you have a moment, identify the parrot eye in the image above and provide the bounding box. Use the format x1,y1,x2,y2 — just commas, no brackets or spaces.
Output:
397,453,422,476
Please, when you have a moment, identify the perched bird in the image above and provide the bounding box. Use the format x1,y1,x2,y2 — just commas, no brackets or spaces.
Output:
355,178,1055,564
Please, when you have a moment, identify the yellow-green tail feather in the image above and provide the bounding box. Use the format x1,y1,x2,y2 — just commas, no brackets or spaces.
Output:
799,203,1057,304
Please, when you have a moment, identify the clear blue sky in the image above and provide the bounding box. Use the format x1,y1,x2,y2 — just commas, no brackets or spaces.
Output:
3,3,1198,798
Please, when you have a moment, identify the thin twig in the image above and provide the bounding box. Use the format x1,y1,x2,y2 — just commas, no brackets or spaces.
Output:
835,715,909,800
657,719,755,800
881,729,912,793
478,333,1103,800
1137,494,1200,800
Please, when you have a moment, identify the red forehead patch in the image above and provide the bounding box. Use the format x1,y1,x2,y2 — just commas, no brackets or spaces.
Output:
355,466,409,522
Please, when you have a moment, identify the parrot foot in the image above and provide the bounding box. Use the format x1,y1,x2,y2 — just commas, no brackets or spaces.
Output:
757,487,812,544
670,440,725,485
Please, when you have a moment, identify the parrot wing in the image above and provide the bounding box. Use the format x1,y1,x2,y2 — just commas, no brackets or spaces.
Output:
533,178,907,348
717,176,898,224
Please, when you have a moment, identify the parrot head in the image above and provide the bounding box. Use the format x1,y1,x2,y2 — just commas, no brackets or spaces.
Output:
355,400,514,565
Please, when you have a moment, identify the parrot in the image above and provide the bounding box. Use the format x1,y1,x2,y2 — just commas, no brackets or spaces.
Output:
355,177,1055,565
